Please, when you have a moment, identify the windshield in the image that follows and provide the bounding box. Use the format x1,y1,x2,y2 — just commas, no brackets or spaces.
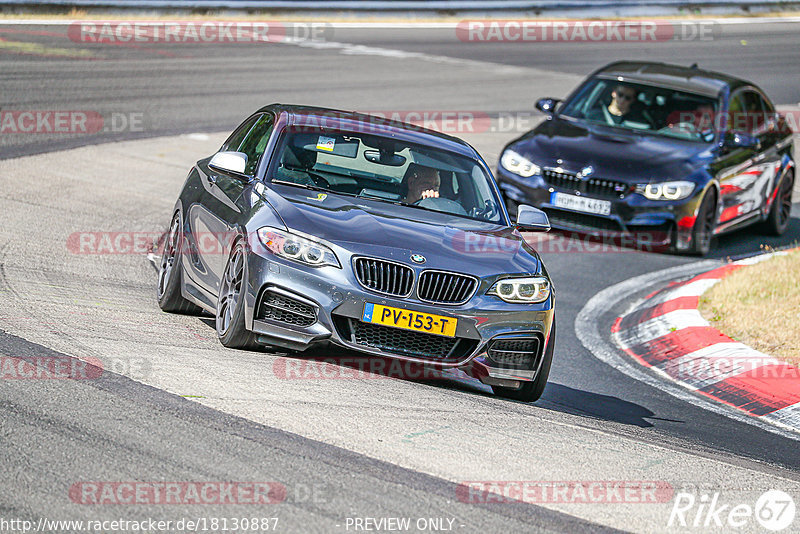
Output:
266,128,504,223
560,77,720,142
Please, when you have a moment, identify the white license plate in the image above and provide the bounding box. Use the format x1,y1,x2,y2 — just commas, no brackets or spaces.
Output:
550,192,611,216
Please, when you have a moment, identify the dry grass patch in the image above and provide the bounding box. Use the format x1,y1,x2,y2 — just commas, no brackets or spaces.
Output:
699,250,800,368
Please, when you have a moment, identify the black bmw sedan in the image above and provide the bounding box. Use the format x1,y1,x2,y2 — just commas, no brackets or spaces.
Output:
157,105,556,401
496,61,795,255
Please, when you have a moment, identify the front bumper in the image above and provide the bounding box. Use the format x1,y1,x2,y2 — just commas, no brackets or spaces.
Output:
243,244,554,385
496,167,704,251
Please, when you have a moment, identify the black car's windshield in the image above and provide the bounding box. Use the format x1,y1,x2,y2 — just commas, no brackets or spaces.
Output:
560,78,719,142
267,128,504,223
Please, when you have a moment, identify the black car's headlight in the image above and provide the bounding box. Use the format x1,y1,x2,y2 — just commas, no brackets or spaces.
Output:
635,181,695,201
257,227,340,268
500,150,540,178
487,276,550,303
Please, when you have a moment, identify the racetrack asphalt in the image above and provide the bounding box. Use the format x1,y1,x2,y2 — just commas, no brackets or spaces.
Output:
1,20,800,533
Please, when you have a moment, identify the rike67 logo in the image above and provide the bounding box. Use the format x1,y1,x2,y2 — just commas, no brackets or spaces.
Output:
668,490,796,531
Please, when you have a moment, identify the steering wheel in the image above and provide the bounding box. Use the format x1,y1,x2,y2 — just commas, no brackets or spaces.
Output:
306,170,331,188
470,200,497,220
659,122,698,135
414,196,467,215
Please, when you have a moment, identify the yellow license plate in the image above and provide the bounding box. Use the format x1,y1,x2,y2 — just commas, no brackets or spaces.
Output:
361,303,457,338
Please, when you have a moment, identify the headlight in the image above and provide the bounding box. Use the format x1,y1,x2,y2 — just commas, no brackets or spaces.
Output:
500,150,540,178
487,276,550,303
636,181,695,201
256,227,340,268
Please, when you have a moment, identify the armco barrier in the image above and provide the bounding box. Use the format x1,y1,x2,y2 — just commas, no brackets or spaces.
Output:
0,0,794,10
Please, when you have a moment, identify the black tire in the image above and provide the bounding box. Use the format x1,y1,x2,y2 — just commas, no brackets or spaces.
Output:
492,319,556,402
689,189,717,256
157,212,203,314
216,240,259,350
763,170,794,236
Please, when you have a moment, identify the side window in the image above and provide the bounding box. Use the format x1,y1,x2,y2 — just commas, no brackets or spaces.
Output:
727,93,747,132
732,90,766,134
238,114,275,175
744,91,767,133
221,115,259,153
761,95,775,114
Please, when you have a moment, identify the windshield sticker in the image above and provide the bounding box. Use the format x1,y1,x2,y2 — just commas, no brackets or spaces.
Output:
316,136,336,152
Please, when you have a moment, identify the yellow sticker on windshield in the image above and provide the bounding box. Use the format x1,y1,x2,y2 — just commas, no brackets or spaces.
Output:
316,136,335,152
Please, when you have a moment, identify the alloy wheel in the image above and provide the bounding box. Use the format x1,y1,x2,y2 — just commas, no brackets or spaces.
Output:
778,173,794,229
216,244,245,336
157,214,180,298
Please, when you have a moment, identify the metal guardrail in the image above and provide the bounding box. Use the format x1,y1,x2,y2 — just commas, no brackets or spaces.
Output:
0,0,795,8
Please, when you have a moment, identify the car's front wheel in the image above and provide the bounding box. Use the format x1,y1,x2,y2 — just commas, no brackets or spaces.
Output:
763,170,794,236
492,319,555,402
216,240,258,349
689,189,717,256
157,211,202,314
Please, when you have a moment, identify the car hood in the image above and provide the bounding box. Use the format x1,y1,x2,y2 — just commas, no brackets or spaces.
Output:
256,184,542,277
511,117,714,181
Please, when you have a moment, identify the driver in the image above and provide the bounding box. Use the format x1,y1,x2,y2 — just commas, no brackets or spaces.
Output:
403,165,440,204
587,85,649,126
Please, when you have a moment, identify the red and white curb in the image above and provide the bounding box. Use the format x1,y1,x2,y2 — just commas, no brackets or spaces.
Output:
612,253,800,433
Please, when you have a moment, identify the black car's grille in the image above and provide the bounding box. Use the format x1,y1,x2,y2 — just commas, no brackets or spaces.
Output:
542,169,631,200
257,289,316,327
544,208,624,234
487,338,542,369
354,257,414,297
417,271,478,305
334,316,478,363
542,168,582,189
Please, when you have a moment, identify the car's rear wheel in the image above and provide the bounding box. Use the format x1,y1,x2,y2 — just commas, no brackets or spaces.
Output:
764,170,794,236
689,189,717,256
216,240,258,349
157,211,202,314
491,319,555,403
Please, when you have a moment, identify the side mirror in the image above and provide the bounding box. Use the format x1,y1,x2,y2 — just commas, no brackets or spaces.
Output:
515,205,551,232
535,98,561,115
722,131,759,150
209,151,248,176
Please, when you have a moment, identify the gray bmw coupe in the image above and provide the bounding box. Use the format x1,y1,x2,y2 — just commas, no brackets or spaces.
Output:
157,105,555,401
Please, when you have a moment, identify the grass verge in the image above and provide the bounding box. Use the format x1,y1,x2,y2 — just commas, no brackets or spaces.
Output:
699,249,800,368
